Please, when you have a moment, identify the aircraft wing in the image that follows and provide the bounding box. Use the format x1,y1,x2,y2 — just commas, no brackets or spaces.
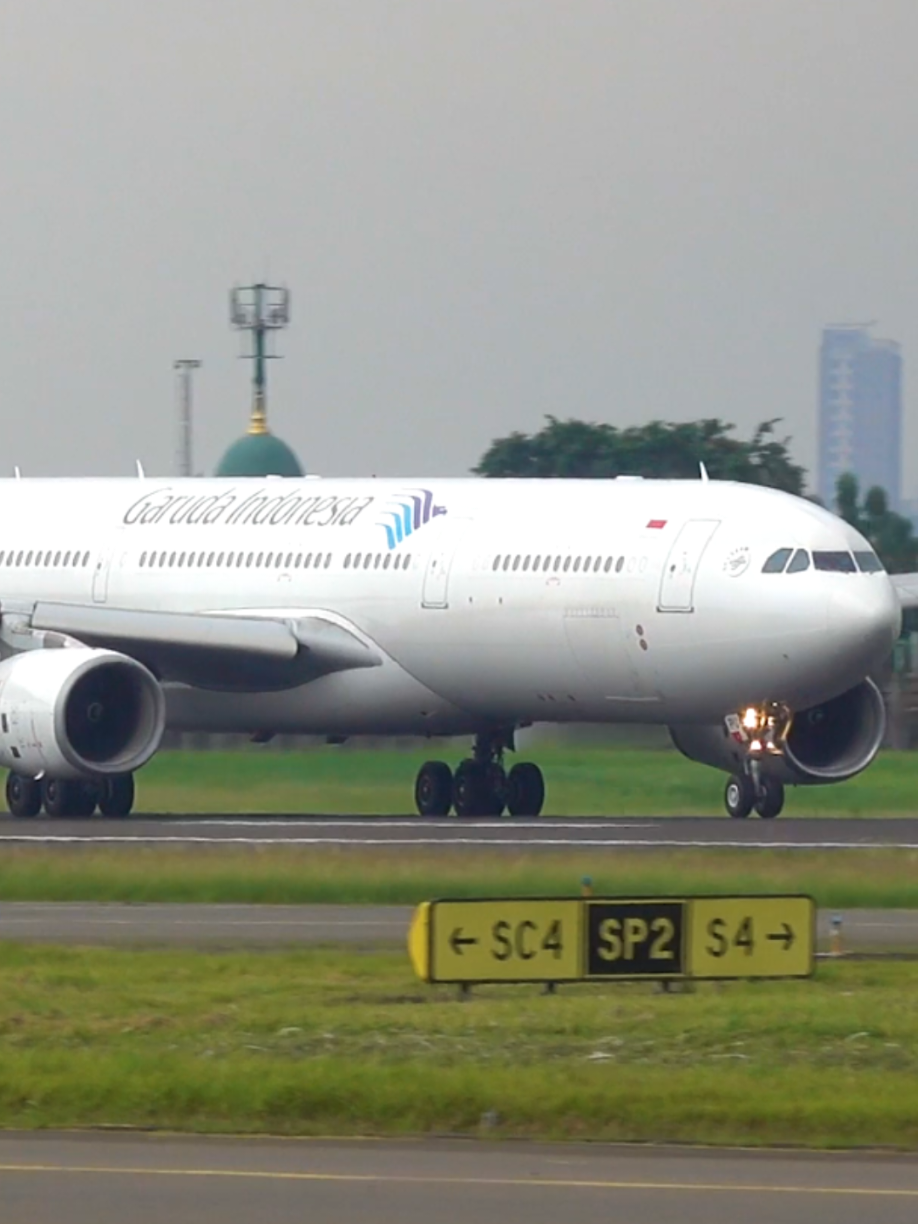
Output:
891,574,918,610
27,602,381,691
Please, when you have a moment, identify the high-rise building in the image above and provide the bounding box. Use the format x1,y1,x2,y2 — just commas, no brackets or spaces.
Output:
818,324,902,510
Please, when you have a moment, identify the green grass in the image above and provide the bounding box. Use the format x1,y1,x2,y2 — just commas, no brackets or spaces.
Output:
3,846,918,907
132,747,918,815
0,944,916,1147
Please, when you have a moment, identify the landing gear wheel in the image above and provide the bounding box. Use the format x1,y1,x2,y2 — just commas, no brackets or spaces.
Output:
6,773,41,818
41,778,81,818
754,777,785,819
415,761,453,817
506,762,545,817
98,774,135,819
724,774,754,819
72,782,99,817
453,759,487,818
484,764,507,817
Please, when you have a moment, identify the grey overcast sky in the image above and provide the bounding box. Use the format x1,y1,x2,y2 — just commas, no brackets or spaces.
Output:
2,1,917,490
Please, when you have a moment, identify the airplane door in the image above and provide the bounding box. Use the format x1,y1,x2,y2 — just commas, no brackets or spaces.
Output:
421,547,454,609
657,520,720,612
420,520,468,610
92,550,112,604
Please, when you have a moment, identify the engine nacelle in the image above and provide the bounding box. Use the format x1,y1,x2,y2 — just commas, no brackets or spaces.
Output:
669,678,887,785
0,648,166,779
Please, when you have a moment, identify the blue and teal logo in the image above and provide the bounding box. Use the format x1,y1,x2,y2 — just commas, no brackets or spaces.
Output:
379,488,447,549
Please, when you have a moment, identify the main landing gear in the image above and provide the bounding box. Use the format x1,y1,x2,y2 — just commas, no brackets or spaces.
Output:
414,731,545,818
5,772,136,819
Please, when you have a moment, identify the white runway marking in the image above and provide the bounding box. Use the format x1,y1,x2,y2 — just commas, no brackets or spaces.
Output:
0,835,916,849
165,819,655,830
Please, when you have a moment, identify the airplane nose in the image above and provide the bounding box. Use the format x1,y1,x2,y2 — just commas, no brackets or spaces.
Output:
828,579,901,674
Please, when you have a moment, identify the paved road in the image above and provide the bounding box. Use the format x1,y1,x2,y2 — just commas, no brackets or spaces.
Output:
3,814,918,847
2,1133,918,1224
0,901,913,950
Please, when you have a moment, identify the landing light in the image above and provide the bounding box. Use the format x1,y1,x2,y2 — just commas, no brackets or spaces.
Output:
726,701,793,759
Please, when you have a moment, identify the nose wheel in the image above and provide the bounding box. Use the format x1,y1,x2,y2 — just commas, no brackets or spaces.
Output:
753,775,785,819
724,772,785,819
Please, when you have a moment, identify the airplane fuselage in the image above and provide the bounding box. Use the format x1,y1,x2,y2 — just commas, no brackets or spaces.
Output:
0,475,899,739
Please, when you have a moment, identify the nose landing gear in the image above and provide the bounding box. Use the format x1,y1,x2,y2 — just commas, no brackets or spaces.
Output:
414,730,546,818
724,770,785,819
723,702,791,819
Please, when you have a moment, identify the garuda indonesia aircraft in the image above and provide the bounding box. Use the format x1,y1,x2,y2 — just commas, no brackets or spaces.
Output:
0,473,908,821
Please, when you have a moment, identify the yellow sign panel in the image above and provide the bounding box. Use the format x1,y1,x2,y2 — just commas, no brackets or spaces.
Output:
688,896,814,979
407,901,432,981
430,899,582,983
408,894,815,985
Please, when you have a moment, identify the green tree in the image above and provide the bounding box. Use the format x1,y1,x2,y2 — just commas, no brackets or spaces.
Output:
834,474,918,574
834,471,862,531
473,416,806,494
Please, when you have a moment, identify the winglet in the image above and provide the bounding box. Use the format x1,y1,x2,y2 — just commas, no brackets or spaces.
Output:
13,465,21,479
135,460,146,478
699,461,709,483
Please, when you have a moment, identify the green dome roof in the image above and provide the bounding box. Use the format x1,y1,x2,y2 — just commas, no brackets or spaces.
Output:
215,431,304,478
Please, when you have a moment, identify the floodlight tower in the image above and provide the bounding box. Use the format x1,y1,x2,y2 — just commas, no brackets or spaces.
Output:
173,358,202,477
229,283,290,435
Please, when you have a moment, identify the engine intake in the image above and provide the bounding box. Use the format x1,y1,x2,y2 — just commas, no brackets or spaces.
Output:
0,648,165,778
783,678,886,781
669,677,886,785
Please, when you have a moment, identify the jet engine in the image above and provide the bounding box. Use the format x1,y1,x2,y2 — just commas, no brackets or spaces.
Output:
669,677,887,785
0,648,165,779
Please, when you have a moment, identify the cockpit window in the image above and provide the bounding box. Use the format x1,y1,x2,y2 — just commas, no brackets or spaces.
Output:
813,550,857,573
854,550,884,573
787,549,810,573
762,548,793,573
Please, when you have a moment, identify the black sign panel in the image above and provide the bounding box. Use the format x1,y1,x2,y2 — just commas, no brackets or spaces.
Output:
585,900,686,978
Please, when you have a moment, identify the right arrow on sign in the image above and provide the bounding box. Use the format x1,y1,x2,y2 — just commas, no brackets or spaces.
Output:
767,923,795,951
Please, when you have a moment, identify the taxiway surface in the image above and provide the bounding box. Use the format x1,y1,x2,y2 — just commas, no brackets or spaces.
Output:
2,1133,917,1224
0,901,912,949
2,814,918,847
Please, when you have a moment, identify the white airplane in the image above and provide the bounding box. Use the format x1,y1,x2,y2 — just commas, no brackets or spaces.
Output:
0,474,907,821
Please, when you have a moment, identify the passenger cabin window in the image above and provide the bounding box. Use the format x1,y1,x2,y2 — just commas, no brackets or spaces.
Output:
762,548,793,573
787,549,810,573
854,550,884,573
813,551,857,573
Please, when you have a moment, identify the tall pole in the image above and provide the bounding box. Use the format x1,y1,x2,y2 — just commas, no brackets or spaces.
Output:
173,359,202,477
229,283,290,435
252,283,267,433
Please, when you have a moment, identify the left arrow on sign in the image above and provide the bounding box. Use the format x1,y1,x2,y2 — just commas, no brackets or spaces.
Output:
766,923,795,951
449,928,478,955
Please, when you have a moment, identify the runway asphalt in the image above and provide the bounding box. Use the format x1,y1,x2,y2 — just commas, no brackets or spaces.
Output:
0,901,913,950
3,1133,918,1224
3,814,918,847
